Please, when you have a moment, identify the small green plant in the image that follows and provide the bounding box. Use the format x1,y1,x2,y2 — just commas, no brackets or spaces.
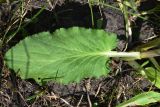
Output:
4,27,160,83
4,27,140,84
4,27,160,106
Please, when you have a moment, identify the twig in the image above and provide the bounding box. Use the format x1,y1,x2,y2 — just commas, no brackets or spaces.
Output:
84,79,92,107
95,83,102,97
17,91,29,107
47,0,53,10
59,98,73,107
47,92,73,107
87,91,92,107
76,95,84,107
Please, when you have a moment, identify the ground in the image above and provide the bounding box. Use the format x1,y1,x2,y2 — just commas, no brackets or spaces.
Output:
0,0,160,107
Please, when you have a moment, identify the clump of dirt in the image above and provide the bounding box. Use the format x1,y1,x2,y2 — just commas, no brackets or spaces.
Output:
0,0,160,107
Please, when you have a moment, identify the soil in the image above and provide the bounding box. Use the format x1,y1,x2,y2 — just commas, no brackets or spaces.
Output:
0,0,160,107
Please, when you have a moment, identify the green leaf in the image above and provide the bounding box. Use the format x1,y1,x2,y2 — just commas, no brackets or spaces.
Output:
117,91,160,107
145,67,160,89
5,27,117,85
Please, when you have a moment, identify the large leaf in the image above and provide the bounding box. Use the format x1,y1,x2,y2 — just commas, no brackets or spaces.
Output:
117,91,160,107
5,27,117,84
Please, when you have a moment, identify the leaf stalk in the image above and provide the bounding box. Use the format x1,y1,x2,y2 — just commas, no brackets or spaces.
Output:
104,51,141,59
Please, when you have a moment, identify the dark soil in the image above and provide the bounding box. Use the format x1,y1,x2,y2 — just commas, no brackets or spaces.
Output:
0,0,160,107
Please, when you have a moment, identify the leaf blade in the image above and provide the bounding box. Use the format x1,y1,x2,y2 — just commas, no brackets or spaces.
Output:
5,27,117,84
117,91,160,107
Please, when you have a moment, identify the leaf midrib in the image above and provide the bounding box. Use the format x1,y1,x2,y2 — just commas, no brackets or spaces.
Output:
7,51,108,63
